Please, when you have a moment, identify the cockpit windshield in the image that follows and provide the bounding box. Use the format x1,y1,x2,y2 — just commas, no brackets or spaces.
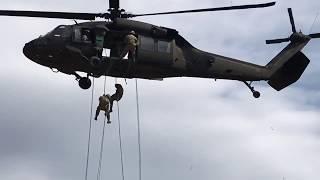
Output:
46,25,71,39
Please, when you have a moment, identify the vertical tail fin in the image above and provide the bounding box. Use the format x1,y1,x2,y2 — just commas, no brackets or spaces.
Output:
267,51,310,91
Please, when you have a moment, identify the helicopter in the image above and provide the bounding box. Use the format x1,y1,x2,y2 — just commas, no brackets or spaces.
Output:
1,1,319,98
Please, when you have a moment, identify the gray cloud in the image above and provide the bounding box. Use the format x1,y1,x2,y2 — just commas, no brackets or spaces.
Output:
0,0,320,180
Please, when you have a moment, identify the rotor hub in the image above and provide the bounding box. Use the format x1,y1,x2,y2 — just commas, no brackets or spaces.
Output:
290,33,311,43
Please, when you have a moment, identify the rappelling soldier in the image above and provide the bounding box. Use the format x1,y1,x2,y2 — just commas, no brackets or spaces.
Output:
109,84,124,112
95,94,111,124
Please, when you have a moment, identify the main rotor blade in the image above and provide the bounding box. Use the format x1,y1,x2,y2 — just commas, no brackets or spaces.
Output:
309,33,320,38
0,10,101,20
266,38,290,44
130,2,276,17
288,8,297,33
109,0,120,9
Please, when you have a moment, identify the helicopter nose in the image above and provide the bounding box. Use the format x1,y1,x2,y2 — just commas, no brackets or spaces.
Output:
24,36,48,50
23,36,49,58
23,38,46,63
23,40,36,60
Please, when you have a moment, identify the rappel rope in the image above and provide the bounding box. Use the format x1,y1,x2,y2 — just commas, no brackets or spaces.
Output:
96,76,108,180
135,79,142,180
96,77,126,180
85,76,137,180
97,10,115,180
96,115,107,180
103,76,107,94
85,77,95,180
115,78,125,180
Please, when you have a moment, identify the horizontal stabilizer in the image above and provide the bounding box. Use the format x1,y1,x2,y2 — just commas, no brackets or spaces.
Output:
266,38,290,44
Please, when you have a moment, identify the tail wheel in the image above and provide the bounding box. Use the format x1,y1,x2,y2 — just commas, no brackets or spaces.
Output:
243,81,261,99
253,91,261,98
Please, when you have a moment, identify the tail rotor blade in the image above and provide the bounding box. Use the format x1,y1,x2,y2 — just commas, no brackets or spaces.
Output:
309,33,320,38
288,8,297,33
266,38,290,44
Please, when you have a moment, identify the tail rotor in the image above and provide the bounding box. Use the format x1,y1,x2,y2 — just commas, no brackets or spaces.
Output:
266,8,320,45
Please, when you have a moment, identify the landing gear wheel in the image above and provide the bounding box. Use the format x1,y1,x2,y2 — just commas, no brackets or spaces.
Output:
79,77,92,89
243,81,261,99
253,91,261,99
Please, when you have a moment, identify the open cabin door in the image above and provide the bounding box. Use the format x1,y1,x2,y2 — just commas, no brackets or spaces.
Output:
136,35,174,66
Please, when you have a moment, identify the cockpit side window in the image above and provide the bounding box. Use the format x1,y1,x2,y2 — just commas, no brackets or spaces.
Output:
73,27,93,44
81,29,93,43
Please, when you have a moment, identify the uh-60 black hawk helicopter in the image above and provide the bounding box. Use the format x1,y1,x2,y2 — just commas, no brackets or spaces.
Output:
1,1,319,98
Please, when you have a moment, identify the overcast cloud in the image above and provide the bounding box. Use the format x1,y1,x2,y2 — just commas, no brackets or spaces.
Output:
0,0,320,180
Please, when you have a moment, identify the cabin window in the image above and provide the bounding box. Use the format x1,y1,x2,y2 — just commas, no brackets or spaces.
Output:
137,35,174,65
140,36,155,51
158,40,171,53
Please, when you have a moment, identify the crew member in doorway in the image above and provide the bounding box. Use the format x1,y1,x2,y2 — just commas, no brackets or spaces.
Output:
109,84,124,112
119,31,139,61
95,94,111,124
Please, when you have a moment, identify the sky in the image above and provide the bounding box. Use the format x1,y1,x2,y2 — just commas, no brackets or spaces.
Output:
0,0,320,180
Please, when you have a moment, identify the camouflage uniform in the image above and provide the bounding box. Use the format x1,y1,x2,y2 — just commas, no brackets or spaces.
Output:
110,84,124,112
119,31,139,60
95,94,111,123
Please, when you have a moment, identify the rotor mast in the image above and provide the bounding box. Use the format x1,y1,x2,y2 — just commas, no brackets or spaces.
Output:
108,0,122,19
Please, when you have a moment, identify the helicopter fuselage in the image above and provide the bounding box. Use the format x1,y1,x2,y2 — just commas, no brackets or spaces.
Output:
2,2,314,97
23,18,270,81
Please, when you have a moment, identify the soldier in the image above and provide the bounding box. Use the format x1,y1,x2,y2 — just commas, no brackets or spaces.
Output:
95,94,111,124
81,29,91,43
109,84,124,112
119,31,139,61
